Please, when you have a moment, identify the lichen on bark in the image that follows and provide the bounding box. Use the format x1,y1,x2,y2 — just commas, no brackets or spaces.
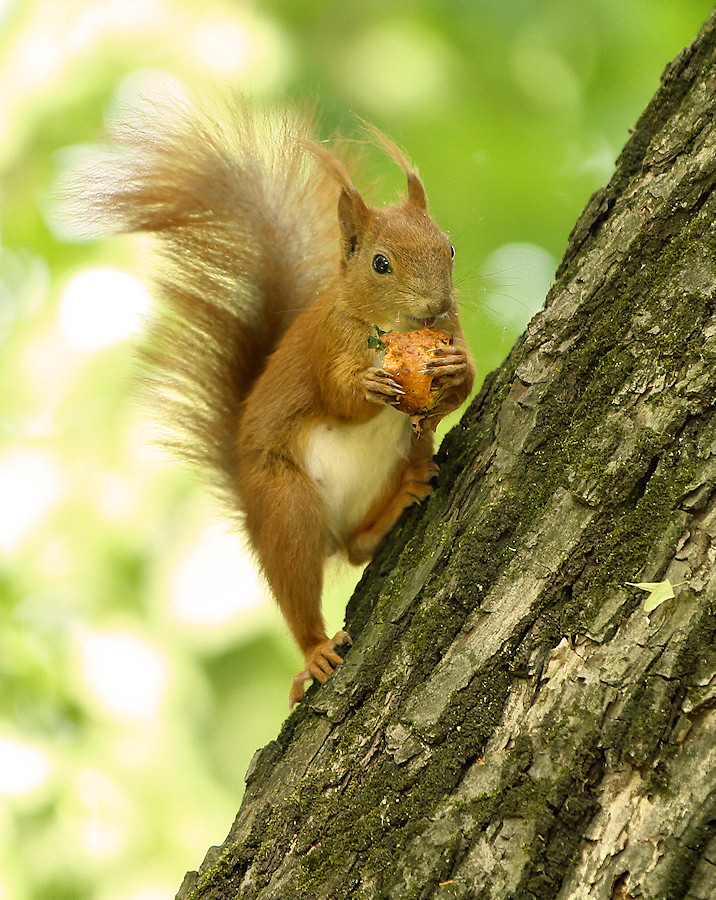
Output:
177,12,716,900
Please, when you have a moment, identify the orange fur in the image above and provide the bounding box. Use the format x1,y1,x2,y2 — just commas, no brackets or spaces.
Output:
79,92,475,705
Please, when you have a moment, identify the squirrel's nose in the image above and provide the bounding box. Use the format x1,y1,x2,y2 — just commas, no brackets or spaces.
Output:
429,291,454,317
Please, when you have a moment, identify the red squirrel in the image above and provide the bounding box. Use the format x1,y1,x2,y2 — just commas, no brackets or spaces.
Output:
81,94,475,706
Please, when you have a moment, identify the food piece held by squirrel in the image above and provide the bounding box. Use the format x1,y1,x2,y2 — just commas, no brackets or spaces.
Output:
72,90,475,708
369,325,454,434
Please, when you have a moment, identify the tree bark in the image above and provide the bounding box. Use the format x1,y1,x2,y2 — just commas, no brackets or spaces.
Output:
177,13,716,900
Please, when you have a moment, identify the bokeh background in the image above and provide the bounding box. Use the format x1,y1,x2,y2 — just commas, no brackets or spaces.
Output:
1,1,712,898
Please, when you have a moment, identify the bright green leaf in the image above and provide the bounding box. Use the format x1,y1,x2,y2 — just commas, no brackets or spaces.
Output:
367,323,387,352
626,579,675,612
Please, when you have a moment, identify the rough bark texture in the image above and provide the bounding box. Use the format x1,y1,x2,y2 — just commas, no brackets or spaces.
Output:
177,14,716,900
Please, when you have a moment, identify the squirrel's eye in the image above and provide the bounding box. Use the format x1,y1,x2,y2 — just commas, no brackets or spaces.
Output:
450,245,455,260
372,254,392,275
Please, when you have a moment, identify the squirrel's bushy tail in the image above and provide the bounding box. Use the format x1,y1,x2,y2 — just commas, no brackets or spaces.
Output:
76,92,341,511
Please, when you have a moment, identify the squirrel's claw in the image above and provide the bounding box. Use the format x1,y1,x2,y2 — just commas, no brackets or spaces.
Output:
426,348,469,386
363,367,405,405
289,630,352,708
289,669,312,709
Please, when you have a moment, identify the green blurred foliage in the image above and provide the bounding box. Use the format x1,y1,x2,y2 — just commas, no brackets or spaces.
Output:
0,1,712,898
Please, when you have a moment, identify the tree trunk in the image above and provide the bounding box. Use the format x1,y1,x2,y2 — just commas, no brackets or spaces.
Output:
177,14,716,900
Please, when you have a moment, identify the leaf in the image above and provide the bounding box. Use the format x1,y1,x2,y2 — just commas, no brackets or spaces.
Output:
367,323,387,352
626,579,675,612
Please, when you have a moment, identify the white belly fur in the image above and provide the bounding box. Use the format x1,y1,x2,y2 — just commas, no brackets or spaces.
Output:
305,406,412,545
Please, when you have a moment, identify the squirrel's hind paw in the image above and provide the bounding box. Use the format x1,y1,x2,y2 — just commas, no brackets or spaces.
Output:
289,669,312,709
288,631,352,708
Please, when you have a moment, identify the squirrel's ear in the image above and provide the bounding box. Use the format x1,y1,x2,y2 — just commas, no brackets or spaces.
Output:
406,172,427,211
338,188,369,258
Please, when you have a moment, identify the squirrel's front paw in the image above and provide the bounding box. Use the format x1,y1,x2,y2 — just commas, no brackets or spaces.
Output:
363,367,405,406
426,347,470,388
289,631,352,708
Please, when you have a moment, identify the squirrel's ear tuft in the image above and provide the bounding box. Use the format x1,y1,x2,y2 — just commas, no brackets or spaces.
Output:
298,135,354,194
338,188,369,258
359,120,427,211
406,172,427,211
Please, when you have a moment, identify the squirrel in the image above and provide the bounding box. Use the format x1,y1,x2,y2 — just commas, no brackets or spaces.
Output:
79,93,475,706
